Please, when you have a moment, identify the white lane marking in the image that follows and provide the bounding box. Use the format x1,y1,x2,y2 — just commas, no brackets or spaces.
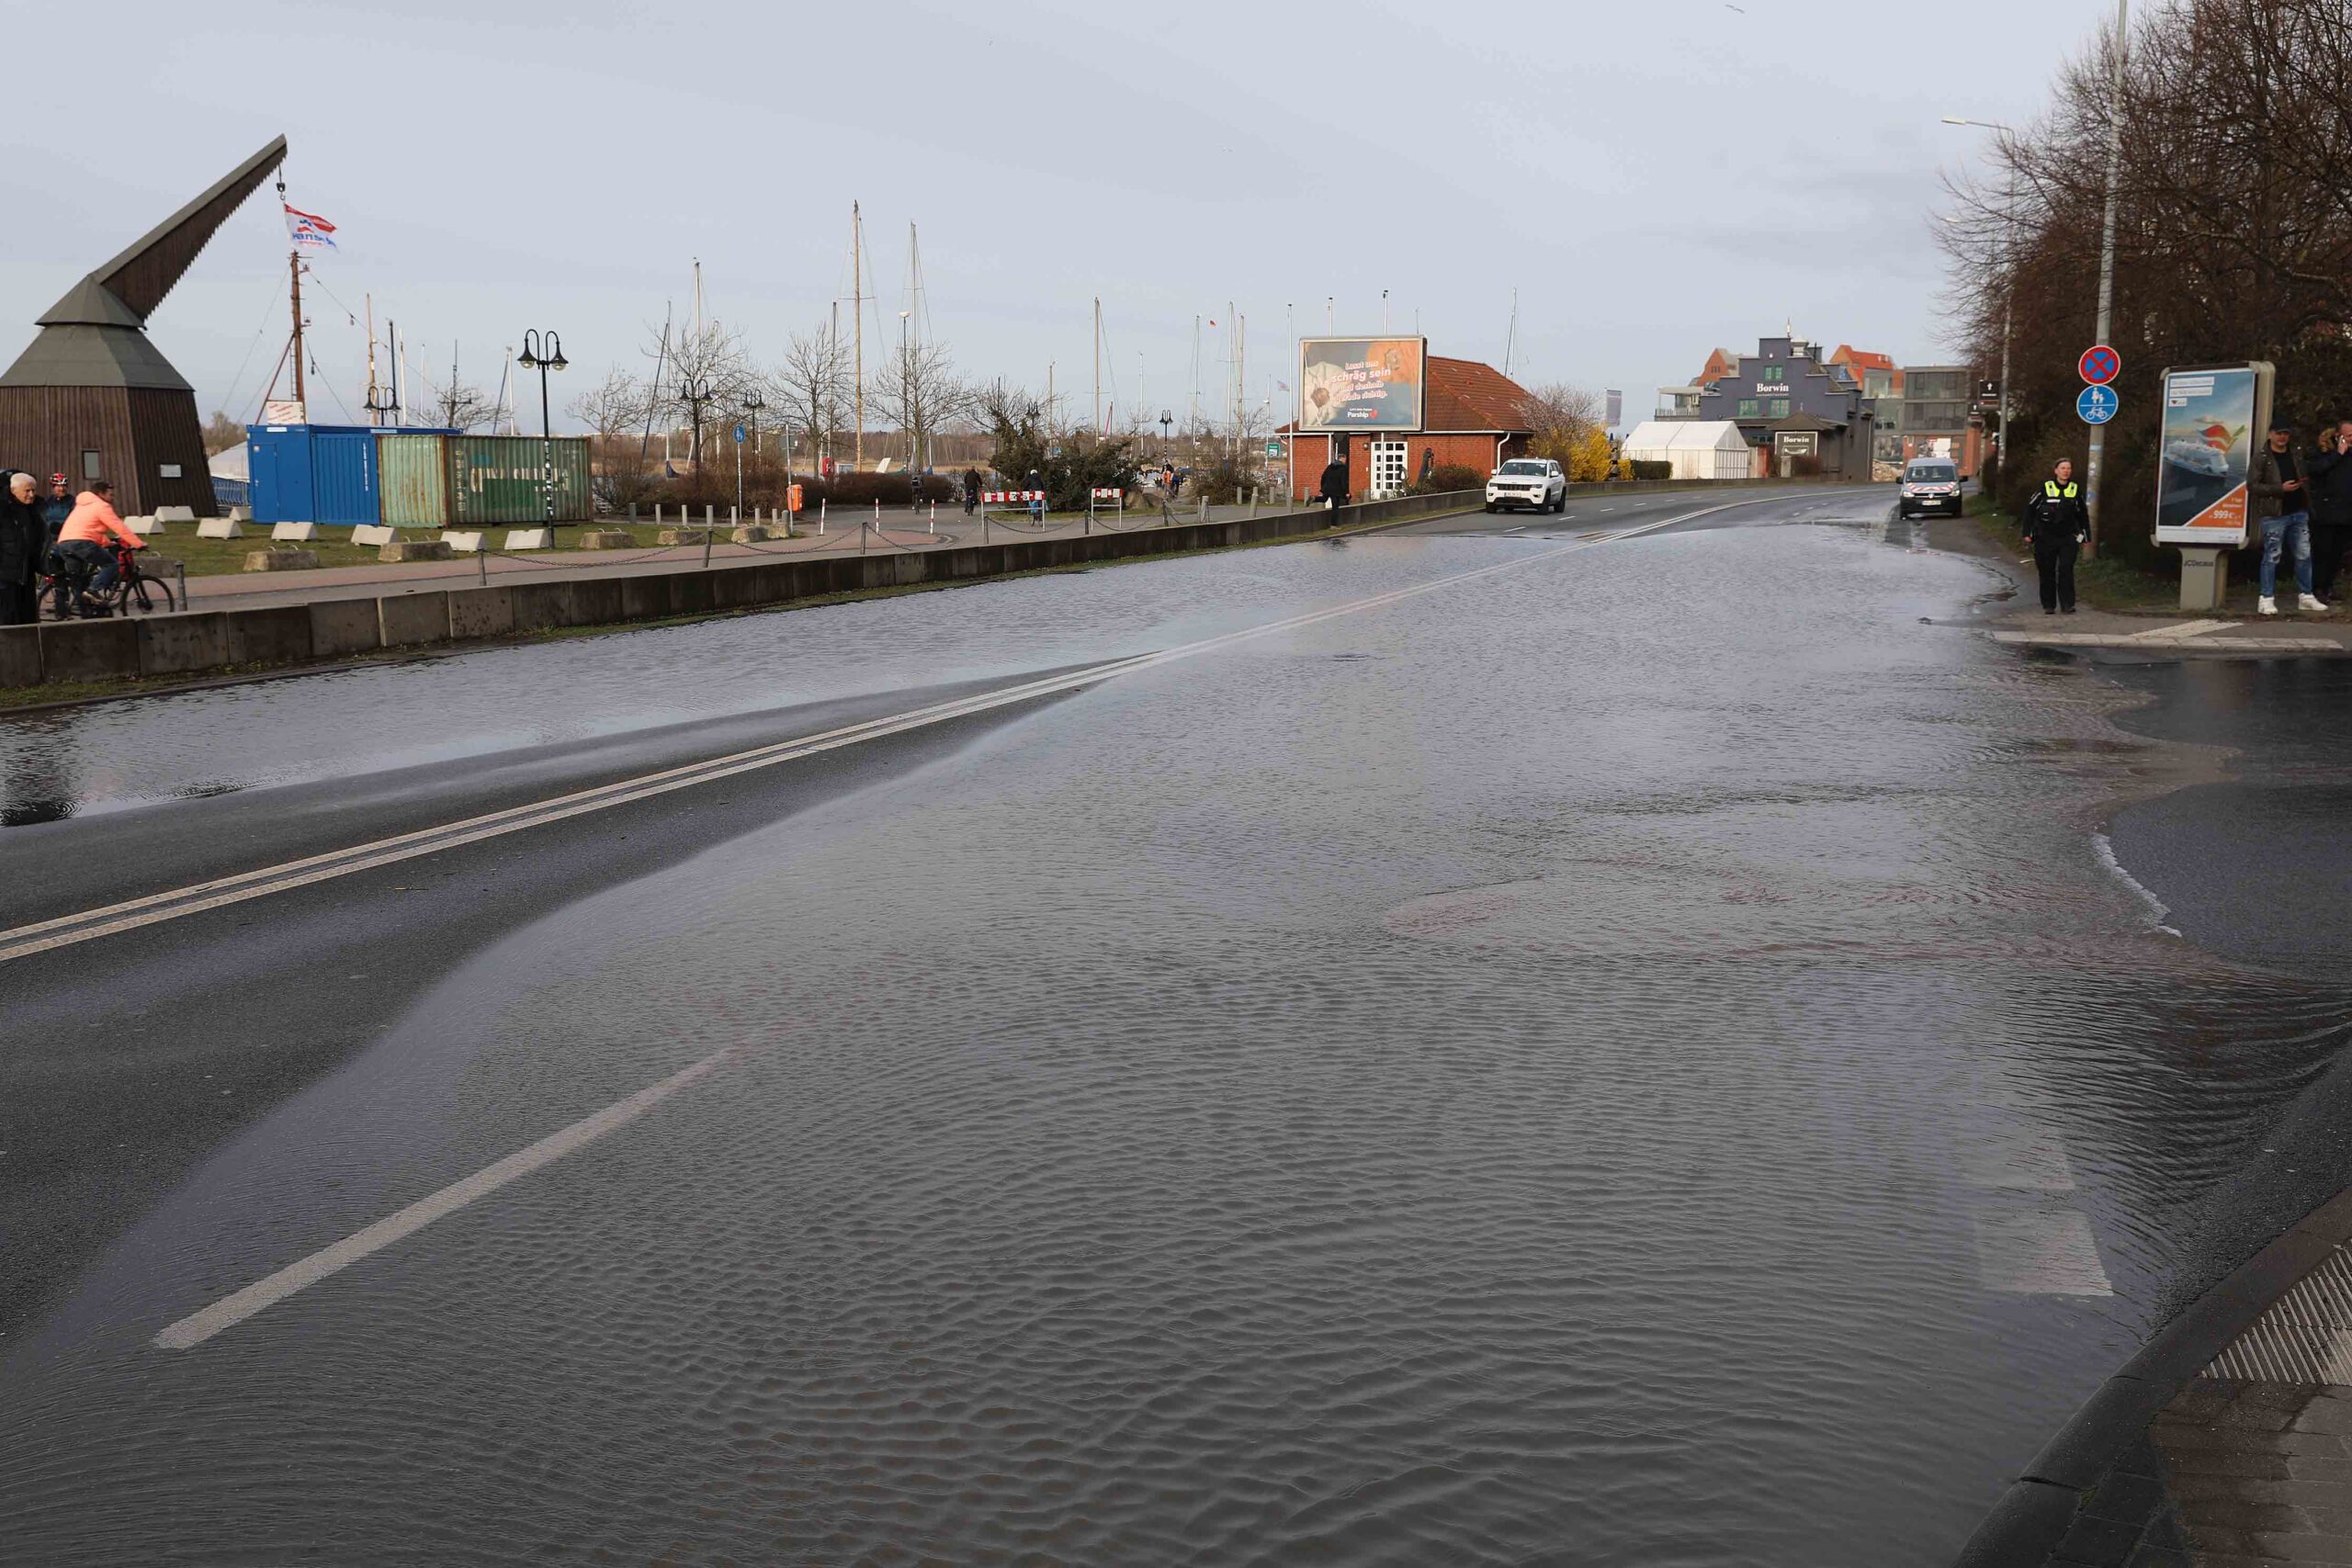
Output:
1973,1211,2115,1296
1959,1129,2078,1192
154,1045,748,1349
6,500,1753,967
2092,830,2179,935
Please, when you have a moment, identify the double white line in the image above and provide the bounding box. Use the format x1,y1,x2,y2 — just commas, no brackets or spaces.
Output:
6,511,1729,969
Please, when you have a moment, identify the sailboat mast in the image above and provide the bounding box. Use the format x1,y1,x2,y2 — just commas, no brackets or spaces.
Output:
288,252,306,411
1503,287,1518,377
363,294,379,428
852,201,865,472
1093,298,1102,433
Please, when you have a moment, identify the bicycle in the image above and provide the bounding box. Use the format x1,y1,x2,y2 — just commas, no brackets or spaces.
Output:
39,540,177,620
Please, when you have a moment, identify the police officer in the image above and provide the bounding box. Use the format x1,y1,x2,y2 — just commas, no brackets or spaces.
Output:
2021,458,2088,615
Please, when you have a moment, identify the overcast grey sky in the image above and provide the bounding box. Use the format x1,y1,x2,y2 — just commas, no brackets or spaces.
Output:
4,0,2120,434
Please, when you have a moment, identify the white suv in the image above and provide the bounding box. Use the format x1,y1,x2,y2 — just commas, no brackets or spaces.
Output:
1486,457,1566,513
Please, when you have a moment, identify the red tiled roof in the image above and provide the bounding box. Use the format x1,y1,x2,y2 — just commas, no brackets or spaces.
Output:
1698,347,1738,386
1423,355,1534,434
1830,344,1895,373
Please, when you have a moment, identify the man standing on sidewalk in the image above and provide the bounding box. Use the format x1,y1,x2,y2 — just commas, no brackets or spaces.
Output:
2252,423,2327,615
2021,457,2088,615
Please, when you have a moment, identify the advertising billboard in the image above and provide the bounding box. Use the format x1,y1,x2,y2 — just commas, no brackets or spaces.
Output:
1297,336,1426,432
2155,362,2271,547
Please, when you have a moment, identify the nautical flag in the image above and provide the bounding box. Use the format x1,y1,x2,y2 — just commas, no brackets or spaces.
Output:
283,204,338,249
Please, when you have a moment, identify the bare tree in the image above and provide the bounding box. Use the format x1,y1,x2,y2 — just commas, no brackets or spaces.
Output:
871,338,969,472
645,320,756,464
768,323,849,468
420,372,501,433
570,367,654,508
200,411,243,455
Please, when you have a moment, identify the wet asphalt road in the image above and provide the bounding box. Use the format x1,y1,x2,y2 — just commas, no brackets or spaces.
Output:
3,485,2348,1564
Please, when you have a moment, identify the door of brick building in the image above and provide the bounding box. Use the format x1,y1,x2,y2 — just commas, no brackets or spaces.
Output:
1369,438,1408,498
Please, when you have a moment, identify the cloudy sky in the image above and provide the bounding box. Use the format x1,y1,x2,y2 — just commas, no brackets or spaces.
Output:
4,0,2120,434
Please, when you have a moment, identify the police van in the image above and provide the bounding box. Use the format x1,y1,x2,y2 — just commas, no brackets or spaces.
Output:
1897,458,1962,519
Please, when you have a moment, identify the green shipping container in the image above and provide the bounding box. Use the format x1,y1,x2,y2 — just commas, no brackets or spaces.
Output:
377,434,454,526
449,435,592,525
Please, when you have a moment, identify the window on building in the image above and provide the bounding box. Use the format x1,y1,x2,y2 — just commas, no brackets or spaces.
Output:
1769,399,1791,419
81,449,101,479
1737,399,1760,418
1761,367,1785,385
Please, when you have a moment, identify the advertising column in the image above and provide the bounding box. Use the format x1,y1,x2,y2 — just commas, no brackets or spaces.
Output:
2154,361,2272,609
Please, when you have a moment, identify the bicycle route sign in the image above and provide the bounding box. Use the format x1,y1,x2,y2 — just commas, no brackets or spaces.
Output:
2079,344,2121,386
2076,384,2119,424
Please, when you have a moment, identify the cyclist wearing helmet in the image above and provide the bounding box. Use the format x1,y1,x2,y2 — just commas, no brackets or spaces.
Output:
53,479,143,615
38,473,74,548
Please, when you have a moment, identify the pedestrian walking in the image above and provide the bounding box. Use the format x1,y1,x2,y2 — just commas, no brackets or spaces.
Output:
2306,422,2352,600
2020,457,2088,615
1167,464,1182,502
2252,423,2327,615
1318,454,1349,512
0,470,46,626
962,466,980,516
1025,467,1045,523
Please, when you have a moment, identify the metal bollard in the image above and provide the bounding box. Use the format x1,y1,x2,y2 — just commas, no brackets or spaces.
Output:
928,501,936,534
705,504,715,528
819,499,827,534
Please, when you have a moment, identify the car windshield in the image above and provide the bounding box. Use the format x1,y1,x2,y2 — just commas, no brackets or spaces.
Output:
1908,465,1957,483
1498,461,1547,475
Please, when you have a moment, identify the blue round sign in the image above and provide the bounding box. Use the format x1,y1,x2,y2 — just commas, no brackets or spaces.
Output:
732,423,747,445
2076,384,2119,424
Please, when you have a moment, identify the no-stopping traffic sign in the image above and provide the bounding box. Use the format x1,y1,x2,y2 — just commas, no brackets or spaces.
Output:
2079,344,2120,385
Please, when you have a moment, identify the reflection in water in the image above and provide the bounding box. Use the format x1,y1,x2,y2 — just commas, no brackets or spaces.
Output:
3,525,2341,1565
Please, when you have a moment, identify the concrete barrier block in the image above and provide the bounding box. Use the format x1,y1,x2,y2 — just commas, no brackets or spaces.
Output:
196,518,242,540
351,525,395,547
0,625,41,688
126,515,163,536
503,528,553,551
270,521,317,543
244,547,318,571
509,581,576,632
729,525,773,545
155,505,197,524
228,505,254,523
657,528,715,546
309,598,381,659
38,618,139,682
440,531,484,553
447,585,514,640
379,538,454,564
224,604,311,666
136,612,230,676
378,592,450,648
578,529,633,549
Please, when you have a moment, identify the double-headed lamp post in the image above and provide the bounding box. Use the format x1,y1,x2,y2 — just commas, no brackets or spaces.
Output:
515,330,568,534
1941,117,2015,495
737,390,765,520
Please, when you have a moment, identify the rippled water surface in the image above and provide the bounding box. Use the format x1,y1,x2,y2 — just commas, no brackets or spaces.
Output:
6,520,2347,1564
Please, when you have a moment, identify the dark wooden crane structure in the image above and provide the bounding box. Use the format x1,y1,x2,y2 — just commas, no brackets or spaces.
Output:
0,136,288,516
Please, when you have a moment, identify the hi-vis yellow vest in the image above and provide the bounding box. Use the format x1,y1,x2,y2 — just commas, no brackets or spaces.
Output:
2044,480,2079,500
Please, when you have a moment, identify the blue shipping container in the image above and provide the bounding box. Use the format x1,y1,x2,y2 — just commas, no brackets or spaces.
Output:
246,423,382,526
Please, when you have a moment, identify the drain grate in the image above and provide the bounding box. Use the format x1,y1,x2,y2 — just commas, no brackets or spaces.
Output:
2203,1246,2352,1382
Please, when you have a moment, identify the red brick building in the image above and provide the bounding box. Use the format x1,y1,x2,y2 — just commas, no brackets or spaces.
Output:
1281,355,1536,502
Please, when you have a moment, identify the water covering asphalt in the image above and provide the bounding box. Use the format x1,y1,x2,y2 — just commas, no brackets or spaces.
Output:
4,489,2346,1564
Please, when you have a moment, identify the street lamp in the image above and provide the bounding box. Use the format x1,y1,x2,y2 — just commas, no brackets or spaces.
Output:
515,328,568,536
1159,409,1173,456
736,389,765,521
675,372,712,465
1942,116,2016,495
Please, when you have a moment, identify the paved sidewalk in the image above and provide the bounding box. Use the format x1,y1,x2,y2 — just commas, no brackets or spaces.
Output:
167,501,1283,615
1986,605,2352,656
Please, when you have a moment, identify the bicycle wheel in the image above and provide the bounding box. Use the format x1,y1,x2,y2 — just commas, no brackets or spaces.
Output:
127,571,175,615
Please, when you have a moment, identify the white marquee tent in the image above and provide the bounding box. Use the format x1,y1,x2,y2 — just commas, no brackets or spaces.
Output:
1621,420,1755,480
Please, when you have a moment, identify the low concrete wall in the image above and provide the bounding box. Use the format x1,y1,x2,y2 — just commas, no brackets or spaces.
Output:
0,491,1474,692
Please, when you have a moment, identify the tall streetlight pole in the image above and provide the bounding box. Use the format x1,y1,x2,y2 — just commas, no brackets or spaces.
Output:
515,329,567,537
2084,0,2130,558
736,390,763,522
1944,116,2017,494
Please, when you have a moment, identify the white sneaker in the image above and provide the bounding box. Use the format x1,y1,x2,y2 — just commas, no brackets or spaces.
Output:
2258,596,2278,615
2301,593,2330,612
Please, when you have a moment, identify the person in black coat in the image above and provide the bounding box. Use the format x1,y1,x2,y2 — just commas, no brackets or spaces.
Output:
2306,421,2352,599
1318,457,1349,510
2020,457,2089,615
0,469,46,625
962,467,981,515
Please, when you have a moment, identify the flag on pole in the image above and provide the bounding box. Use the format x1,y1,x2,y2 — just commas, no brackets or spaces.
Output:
284,204,338,249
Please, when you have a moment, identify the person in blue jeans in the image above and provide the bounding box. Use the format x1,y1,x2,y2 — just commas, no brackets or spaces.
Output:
2251,423,2327,615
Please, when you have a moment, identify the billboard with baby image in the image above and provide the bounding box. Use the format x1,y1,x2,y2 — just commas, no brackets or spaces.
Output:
1296,337,1426,433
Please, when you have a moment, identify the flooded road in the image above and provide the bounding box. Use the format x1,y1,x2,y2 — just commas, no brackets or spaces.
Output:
3,490,2341,1563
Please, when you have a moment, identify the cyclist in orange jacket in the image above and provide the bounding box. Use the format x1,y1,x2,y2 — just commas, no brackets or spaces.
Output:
53,479,144,614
